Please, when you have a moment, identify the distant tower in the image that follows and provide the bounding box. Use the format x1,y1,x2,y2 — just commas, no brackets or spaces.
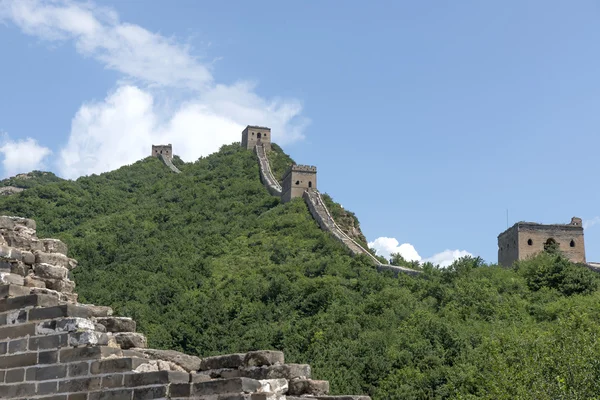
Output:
281,165,317,203
152,144,173,161
241,126,271,151
497,217,586,266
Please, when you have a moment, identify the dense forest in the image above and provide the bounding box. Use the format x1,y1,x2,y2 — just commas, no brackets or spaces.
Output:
1,144,599,399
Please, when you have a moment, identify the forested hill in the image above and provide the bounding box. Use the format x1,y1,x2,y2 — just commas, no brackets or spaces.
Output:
1,143,600,399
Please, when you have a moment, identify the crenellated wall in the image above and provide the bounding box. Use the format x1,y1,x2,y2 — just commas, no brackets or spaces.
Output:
0,216,371,399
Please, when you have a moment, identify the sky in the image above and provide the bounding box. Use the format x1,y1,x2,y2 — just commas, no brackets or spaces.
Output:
0,0,599,266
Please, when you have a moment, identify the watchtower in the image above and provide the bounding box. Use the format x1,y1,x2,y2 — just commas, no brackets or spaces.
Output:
281,164,317,203
498,217,586,266
241,126,271,151
152,144,173,161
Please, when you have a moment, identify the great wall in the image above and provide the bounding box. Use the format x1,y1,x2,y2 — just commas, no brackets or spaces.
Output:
0,216,371,399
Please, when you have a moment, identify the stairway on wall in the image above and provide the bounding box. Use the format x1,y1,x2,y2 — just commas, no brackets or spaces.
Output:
254,145,282,197
0,216,371,399
159,155,181,174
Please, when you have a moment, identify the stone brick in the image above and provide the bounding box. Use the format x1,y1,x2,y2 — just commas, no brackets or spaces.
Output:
133,386,168,400
132,348,201,372
35,364,67,380
241,364,311,380
37,380,59,395
68,361,90,377
88,389,133,400
58,376,102,392
42,239,68,256
0,322,36,340
190,377,262,396
169,383,191,397
244,350,284,367
90,357,148,374
124,370,190,386
59,346,122,363
69,331,109,347
0,283,31,299
5,367,25,383
35,252,71,269
0,340,7,355
1,382,36,398
0,272,24,285
8,337,28,353
0,294,58,312
95,317,136,333
29,333,69,350
113,332,147,349
288,379,330,395
67,394,88,400
34,263,68,280
38,350,59,364
199,353,246,370
25,275,47,288
29,304,93,321
21,251,35,265
101,373,124,388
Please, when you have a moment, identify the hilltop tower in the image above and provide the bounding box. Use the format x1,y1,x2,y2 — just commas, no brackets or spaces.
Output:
498,217,586,266
152,144,173,161
281,164,317,203
242,126,271,151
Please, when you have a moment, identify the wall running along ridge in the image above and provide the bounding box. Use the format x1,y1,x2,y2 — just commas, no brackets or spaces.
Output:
302,190,421,276
0,216,371,399
255,145,282,196
159,154,181,174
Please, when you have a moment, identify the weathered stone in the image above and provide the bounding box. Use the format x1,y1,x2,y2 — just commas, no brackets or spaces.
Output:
69,331,109,347
24,275,46,288
21,251,35,265
259,378,288,394
35,252,70,269
34,263,68,280
242,364,311,380
0,284,30,298
41,239,68,255
78,304,113,317
95,317,136,333
113,332,147,349
0,216,16,230
190,377,262,396
288,379,330,396
200,353,245,371
0,245,22,261
41,278,75,293
0,272,24,286
10,261,28,277
244,351,284,367
10,217,36,230
133,348,201,372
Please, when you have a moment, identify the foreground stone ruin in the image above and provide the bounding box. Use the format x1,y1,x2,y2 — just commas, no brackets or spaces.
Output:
0,216,370,399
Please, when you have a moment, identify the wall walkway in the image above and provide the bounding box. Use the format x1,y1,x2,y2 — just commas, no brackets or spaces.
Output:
160,154,181,174
255,145,282,196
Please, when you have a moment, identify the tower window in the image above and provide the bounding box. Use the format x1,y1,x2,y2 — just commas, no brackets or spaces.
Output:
308,181,312,188
295,180,300,185
544,238,557,251
257,132,262,139
527,239,533,246
570,240,575,247
252,132,255,136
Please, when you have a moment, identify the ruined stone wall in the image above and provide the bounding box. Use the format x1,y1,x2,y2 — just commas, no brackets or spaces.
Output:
0,216,371,400
159,154,181,174
255,145,282,196
498,219,586,266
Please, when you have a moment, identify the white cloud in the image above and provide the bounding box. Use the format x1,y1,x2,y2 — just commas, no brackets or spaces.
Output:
369,236,472,268
584,217,600,230
422,249,473,268
0,136,52,177
0,0,308,178
368,237,422,262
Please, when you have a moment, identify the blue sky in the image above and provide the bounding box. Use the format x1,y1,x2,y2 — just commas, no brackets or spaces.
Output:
0,0,599,265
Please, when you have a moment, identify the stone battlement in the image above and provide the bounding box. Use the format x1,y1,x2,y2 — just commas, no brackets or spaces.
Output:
283,165,317,176
0,216,371,400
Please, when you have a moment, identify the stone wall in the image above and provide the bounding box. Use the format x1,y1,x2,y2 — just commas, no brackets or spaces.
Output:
498,218,586,266
0,216,371,400
303,190,421,276
159,154,182,174
255,145,282,196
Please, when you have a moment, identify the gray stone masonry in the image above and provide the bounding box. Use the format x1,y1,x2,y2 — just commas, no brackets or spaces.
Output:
0,216,372,400
242,126,272,151
255,144,282,196
303,190,421,276
160,153,182,174
151,144,173,161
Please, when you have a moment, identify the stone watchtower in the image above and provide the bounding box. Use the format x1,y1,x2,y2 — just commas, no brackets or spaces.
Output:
281,164,317,203
498,217,586,266
241,126,271,151
152,144,173,161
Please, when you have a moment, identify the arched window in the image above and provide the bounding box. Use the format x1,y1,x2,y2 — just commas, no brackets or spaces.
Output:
160,150,163,154
295,180,300,185
252,132,255,136
308,181,312,188
570,240,575,247
257,132,262,139
527,239,533,246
